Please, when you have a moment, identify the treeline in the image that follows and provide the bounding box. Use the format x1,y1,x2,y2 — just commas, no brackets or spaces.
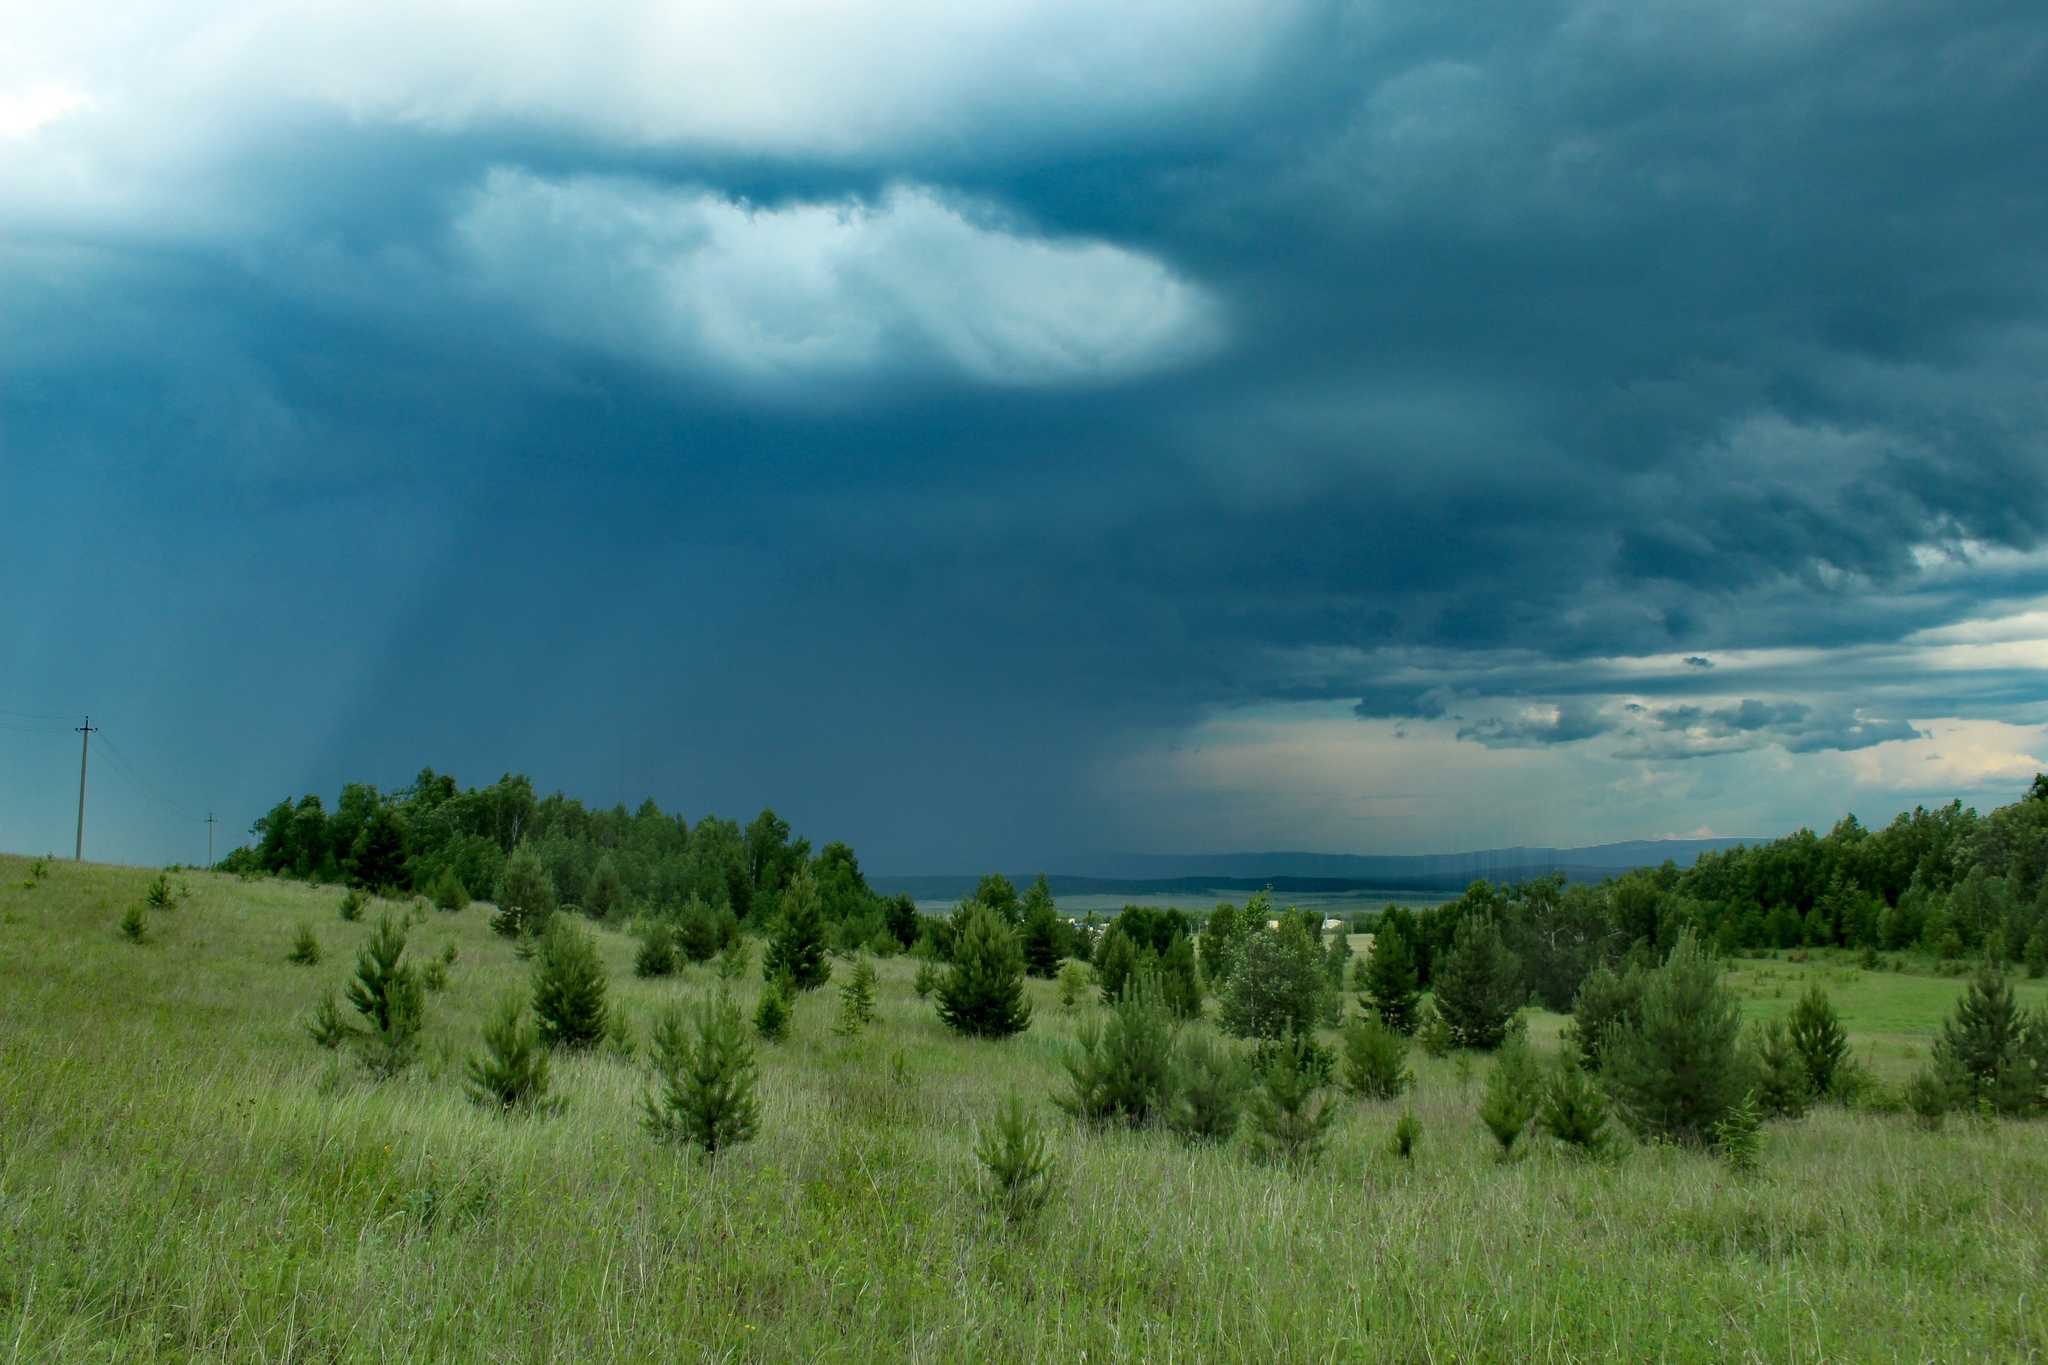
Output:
222,770,917,951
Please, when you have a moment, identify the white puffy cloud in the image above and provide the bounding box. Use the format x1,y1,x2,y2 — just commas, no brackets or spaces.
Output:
456,171,1220,388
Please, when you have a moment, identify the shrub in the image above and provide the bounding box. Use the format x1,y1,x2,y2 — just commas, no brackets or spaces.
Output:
531,918,611,1051
754,976,794,1041
1477,1034,1543,1156
465,995,552,1111
1218,927,1327,1041
762,868,832,991
306,989,353,1049
1566,964,1644,1071
1716,1090,1765,1172
1389,1107,1421,1159
643,993,761,1155
1057,960,1089,1009
1930,965,2048,1115
1245,1030,1339,1168
634,920,678,978
429,868,468,913
583,856,626,923
1340,1016,1412,1100
1537,1053,1612,1155
937,905,1033,1039
1056,975,1174,1125
1602,931,1745,1145
1433,913,1522,1051
1356,919,1420,1034
975,1094,1054,1220
1788,984,1849,1097
1746,1017,1810,1118
492,846,556,939
338,887,367,922
286,924,322,965
1164,1027,1250,1142
833,956,878,1036
345,911,424,1077
118,903,149,943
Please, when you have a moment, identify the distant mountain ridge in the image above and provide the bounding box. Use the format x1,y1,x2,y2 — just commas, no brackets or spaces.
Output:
872,837,1759,902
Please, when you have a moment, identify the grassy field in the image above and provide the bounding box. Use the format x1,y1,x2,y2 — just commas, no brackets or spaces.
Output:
3,856,2046,1362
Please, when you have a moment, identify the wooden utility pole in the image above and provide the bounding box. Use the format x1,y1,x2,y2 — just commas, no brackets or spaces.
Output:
206,813,217,868
74,716,97,861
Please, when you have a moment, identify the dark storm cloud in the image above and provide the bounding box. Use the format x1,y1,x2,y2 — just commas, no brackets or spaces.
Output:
4,0,2048,863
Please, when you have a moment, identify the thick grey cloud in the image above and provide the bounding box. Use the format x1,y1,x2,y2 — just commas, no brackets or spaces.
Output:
4,0,2048,864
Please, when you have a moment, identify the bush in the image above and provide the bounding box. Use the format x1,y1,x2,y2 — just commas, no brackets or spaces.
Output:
754,976,794,1041
1165,1028,1250,1142
1537,1053,1612,1155
583,856,626,923
531,917,611,1051
345,911,424,1077
1746,1017,1810,1118
833,956,878,1036
429,867,469,913
1340,1017,1412,1100
465,995,552,1111
1433,913,1523,1051
634,920,678,978
1056,975,1174,1124
492,846,556,939
1218,927,1327,1041
1602,931,1745,1145
762,868,831,991
338,887,367,922
1356,919,1420,1034
937,905,1033,1039
1246,1031,1339,1167
286,924,322,965
1566,964,1644,1071
975,1094,1054,1220
643,992,761,1155
1788,984,1849,1097
1477,1034,1543,1156
1930,965,2048,1115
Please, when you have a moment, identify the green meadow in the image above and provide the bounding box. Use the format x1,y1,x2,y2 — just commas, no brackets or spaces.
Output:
3,855,2046,1362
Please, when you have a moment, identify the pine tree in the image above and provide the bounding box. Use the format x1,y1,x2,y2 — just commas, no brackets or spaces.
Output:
1788,984,1849,1097
1931,965,2047,1115
1244,1030,1339,1168
1477,1034,1542,1156
465,994,552,1111
345,911,424,1077
338,887,366,922
1158,934,1204,1019
643,993,760,1155
1357,918,1420,1034
1092,926,1141,1003
936,904,1032,1039
429,867,469,913
913,957,942,999
1602,931,1745,1145
974,1094,1054,1220
1537,1052,1612,1155
531,917,611,1050
1340,1016,1412,1099
634,919,677,978
754,975,794,1041
1566,963,1643,1071
306,989,353,1049
286,923,322,965
1715,1090,1764,1172
583,855,626,922
762,867,831,991
675,896,721,962
492,845,557,939
1746,1017,1810,1118
1165,1027,1250,1141
1057,960,1089,1009
1433,913,1523,1050
1018,874,1065,979
833,955,879,1035
1056,972,1174,1125
1389,1108,1421,1159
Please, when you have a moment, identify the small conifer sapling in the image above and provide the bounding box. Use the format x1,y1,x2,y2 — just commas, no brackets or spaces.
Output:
465,995,553,1111
643,993,761,1155
287,923,322,965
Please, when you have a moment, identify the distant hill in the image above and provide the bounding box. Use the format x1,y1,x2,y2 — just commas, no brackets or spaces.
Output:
872,837,1759,903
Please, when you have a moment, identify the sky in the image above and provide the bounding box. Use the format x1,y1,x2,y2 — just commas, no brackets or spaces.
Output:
4,0,2048,871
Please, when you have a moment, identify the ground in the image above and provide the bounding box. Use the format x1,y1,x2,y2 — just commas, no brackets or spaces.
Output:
1,856,2044,1361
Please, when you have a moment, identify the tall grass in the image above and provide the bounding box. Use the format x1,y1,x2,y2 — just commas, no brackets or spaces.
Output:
0,855,2044,1360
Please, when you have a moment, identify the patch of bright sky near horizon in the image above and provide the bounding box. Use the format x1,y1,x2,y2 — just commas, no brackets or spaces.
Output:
3,0,2048,869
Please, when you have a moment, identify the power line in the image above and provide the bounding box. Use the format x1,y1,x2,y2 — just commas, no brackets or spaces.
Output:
93,730,206,824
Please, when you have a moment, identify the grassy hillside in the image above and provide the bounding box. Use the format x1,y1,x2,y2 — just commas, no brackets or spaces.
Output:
2,856,2045,1361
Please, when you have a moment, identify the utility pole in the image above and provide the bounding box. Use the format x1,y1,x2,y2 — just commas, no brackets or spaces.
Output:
74,716,97,862
206,813,217,869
